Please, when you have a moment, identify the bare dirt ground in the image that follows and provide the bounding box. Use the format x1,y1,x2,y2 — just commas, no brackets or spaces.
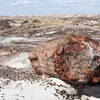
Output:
0,15,100,100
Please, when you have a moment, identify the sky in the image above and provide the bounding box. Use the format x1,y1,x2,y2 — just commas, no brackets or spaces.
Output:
0,0,100,16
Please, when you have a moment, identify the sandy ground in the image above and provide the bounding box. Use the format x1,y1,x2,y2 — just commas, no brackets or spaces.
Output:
0,77,77,100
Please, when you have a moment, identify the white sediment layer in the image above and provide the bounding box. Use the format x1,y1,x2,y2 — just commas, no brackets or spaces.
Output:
0,53,31,69
0,77,76,100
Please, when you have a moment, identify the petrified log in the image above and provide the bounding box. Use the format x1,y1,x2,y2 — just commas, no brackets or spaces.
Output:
29,34,100,84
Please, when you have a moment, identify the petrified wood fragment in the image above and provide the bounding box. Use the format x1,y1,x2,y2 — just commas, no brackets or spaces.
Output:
29,34,100,84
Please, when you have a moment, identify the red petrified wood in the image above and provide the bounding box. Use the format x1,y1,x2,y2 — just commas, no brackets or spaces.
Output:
29,34,100,84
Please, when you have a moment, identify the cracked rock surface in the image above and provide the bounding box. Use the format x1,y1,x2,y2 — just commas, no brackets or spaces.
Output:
29,34,100,84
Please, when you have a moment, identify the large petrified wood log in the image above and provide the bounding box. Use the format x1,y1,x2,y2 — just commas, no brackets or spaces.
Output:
29,34,100,84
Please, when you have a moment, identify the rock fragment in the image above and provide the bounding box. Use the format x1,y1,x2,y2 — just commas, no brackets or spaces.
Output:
29,34,100,84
